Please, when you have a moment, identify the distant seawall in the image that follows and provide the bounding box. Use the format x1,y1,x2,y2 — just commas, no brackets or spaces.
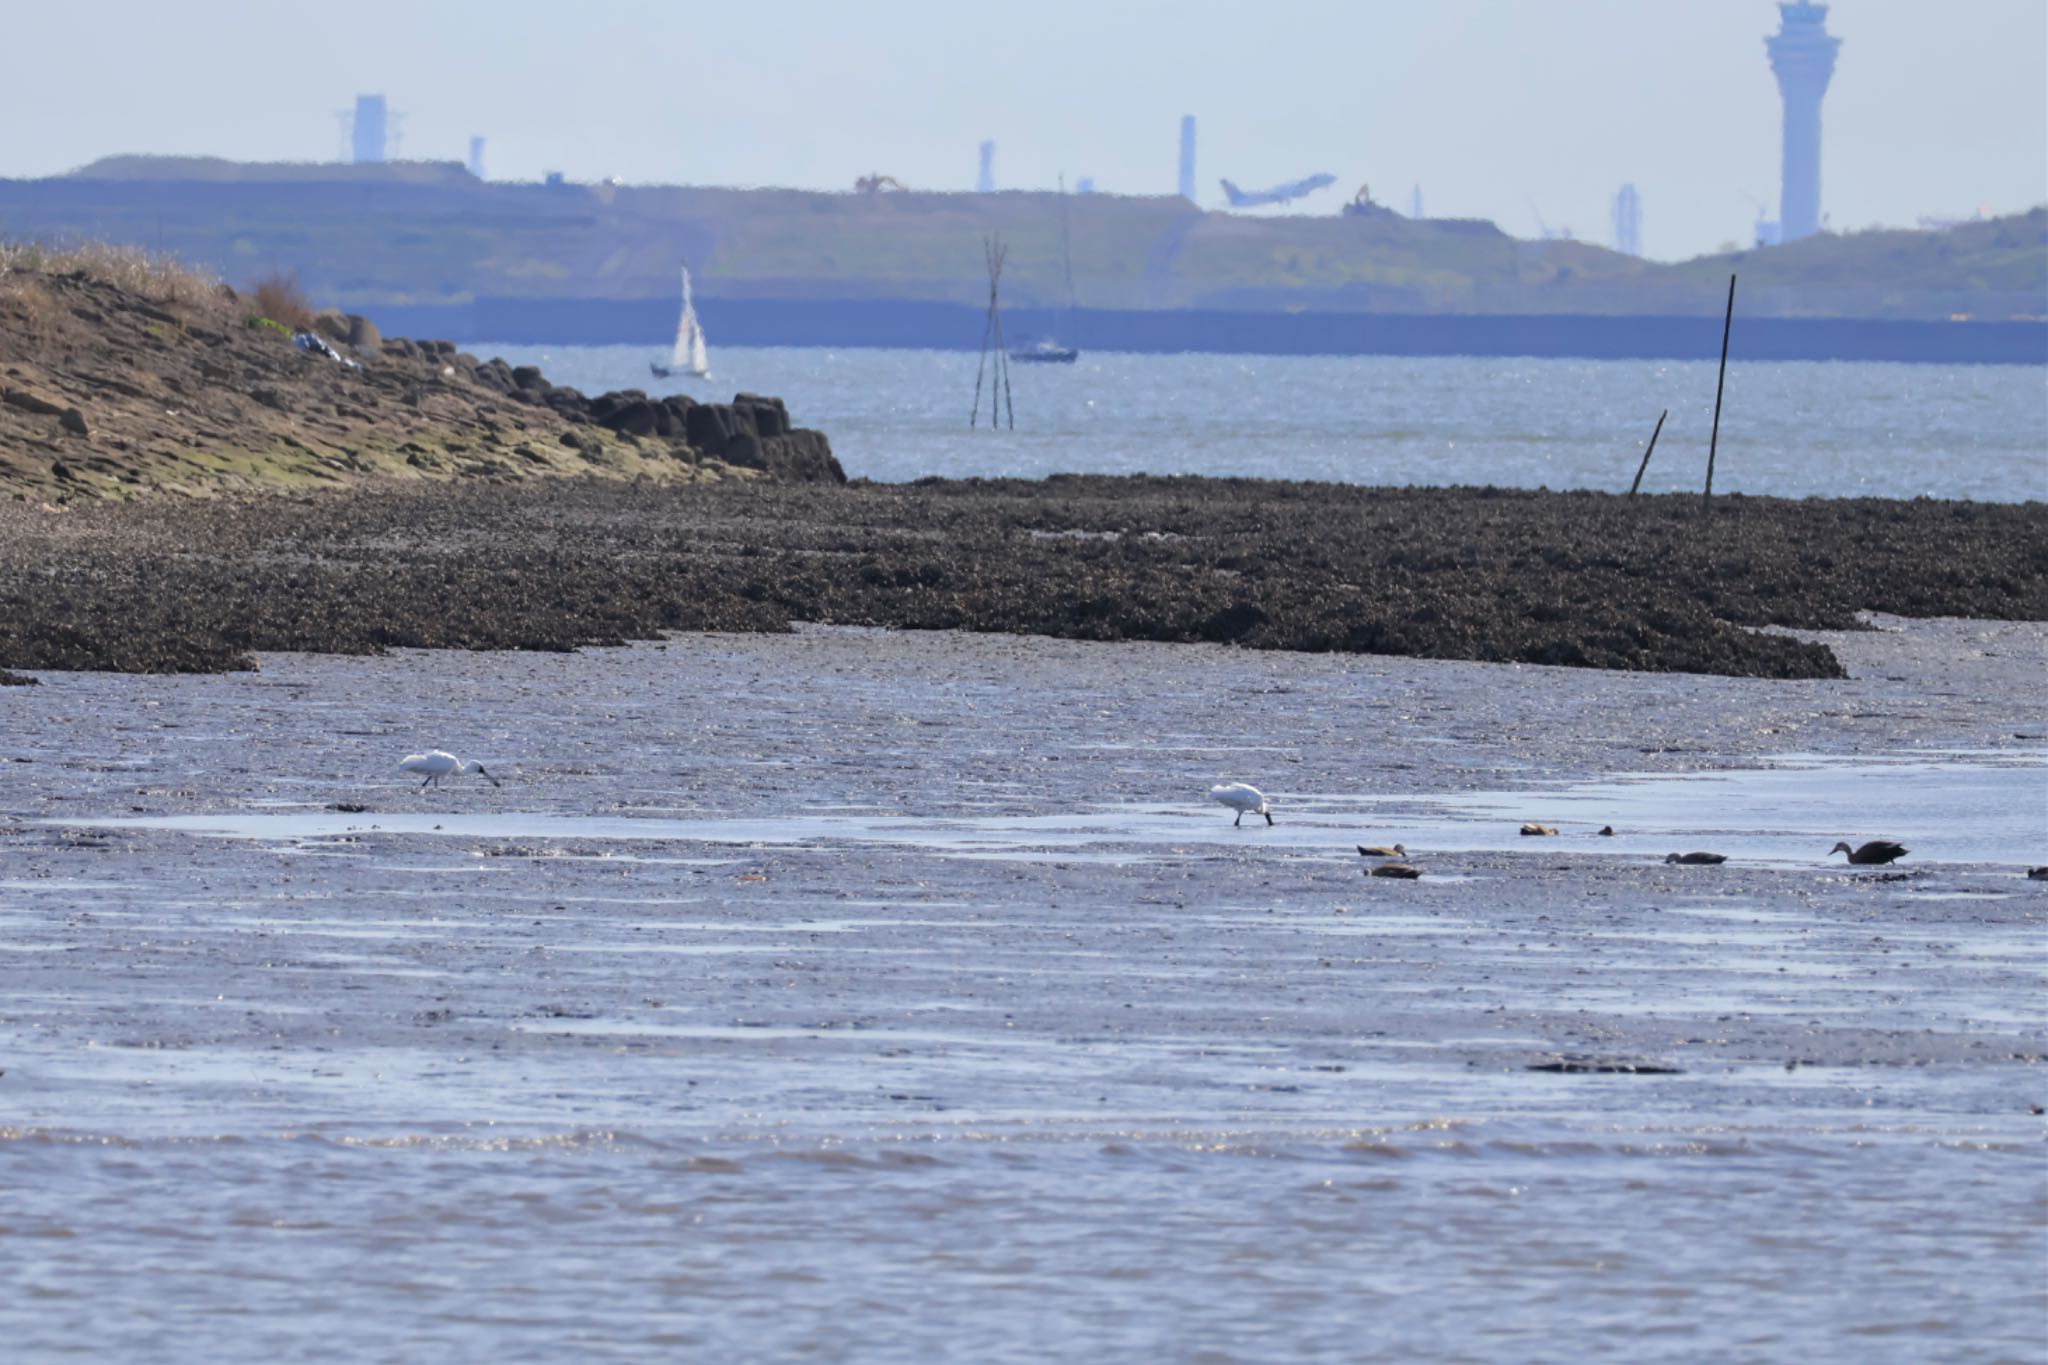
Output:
366,297,2048,366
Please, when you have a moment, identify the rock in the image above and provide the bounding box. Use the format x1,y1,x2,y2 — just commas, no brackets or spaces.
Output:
381,337,421,359
596,398,658,437
723,431,763,468
769,429,846,483
59,407,89,437
734,392,790,438
685,402,745,455
720,429,846,483
312,309,352,343
344,314,380,348
471,358,516,393
2,388,66,418
512,365,546,391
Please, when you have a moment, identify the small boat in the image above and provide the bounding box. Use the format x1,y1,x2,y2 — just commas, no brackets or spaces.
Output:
650,264,710,380
1010,337,1078,364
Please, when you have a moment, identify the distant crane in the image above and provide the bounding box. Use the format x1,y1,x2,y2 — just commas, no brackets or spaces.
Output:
1527,201,1574,241
855,174,908,194
1341,184,1395,220
1742,188,1782,247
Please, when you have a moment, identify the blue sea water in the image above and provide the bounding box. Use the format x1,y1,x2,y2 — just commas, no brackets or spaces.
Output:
482,344,2047,500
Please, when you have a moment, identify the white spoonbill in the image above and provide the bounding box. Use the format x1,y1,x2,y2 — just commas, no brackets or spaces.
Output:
400,750,501,790
1210,782,1271,827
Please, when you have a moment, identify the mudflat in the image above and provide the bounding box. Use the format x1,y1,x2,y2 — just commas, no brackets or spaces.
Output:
3,475,2042,680
0,617,2041,1360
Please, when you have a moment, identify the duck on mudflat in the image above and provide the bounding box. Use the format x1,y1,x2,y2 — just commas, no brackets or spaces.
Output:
1665,852,1728,865
1357,844,1406,858
1521,823,1558,837
1370,863,1423,879
1829,840,1907,865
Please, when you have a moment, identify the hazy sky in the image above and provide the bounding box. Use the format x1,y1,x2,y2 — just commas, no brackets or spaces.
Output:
4,0,2043,260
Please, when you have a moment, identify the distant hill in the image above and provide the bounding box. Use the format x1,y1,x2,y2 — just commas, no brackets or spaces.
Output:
0,158,2039,326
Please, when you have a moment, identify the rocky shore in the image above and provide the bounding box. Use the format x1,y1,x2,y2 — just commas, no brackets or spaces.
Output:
2,476,2040,681
0,246,842,499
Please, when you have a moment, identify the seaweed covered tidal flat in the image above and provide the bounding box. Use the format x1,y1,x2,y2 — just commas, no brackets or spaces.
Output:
1,475,2042,681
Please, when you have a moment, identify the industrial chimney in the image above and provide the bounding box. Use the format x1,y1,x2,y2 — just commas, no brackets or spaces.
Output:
1178,116,1196,203
350,95,388,164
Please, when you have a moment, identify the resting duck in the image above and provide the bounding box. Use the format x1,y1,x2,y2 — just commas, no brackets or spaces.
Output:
1357,844,1406,858
1664,852,1727,865
1369,863,1423,879
1520,823,1558,837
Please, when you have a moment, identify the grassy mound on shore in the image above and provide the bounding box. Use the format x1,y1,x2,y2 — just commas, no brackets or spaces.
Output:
1,241,838,500
2,477,2040,681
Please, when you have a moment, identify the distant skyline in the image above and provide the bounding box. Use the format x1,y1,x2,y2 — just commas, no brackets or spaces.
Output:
3,0,2044,261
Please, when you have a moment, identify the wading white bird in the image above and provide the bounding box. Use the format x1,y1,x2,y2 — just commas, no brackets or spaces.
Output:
1210,782,1272,827
400,750,501,790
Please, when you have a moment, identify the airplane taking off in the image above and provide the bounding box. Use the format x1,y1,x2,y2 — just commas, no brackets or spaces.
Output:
1218,173,1337,208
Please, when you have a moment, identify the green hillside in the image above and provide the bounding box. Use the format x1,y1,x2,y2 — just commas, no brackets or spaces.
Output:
1,158,2039,321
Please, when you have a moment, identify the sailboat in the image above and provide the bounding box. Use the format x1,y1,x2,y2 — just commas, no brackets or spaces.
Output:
1012,178,1081,365
650,264,710,380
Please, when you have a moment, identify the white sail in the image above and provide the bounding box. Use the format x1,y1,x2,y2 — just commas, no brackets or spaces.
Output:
670,265,710,378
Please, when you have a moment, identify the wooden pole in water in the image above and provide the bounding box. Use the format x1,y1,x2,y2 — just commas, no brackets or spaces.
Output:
991,241,1015,430
1703,273,1736,509
971,236,998,428
1628,408,1668,496
970,235,1015,431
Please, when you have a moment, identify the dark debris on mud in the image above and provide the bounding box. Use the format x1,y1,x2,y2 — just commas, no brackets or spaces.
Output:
0,475,2041,680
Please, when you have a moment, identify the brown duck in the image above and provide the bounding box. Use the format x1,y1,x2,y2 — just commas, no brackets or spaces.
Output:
1370,863,1423,879
1520,823,1558,837
1357,844,1406,858
1830,840,1907,865
1664,852,1727,865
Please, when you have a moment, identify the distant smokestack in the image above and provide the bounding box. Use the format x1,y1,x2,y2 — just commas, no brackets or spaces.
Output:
977,140,995,193
1409,184,1424,220
467,136,486,180
351,95,388,164
1612,183,1641,256
1177,116,1196,203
